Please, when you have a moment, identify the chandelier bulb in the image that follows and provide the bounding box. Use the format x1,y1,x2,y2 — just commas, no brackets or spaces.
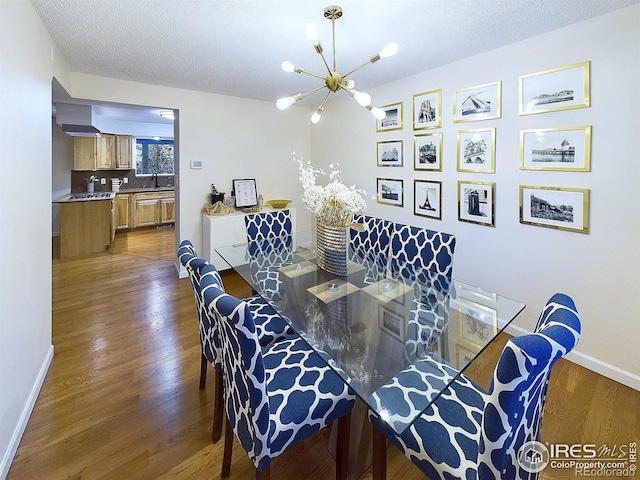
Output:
305,23,319,45
276,96,296,110
353,90,371,107
378,43,399,59
344,79,355,89
367,106,387,120
282,61,296,73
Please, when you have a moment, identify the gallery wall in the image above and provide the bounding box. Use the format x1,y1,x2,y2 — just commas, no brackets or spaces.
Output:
310,5,640,388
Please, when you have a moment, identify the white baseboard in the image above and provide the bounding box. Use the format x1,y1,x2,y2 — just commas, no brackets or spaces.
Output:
175,261,188,279
504,324,640,392
1,345,54,480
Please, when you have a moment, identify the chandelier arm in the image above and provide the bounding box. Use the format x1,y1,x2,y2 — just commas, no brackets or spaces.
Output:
318,90,331,110
315,46,333,75
332,17,337,72
297,69,328,82
298,84,329,100
342,58,375,79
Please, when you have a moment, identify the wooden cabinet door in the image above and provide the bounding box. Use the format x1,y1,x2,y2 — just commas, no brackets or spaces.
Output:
73,137,96,170
116,194,130,229
134,198,159,227
160,198,175,224
97,134,115,169
115,135,132,169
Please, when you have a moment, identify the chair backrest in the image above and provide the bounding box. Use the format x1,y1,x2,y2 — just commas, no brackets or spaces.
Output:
244,209,293,242
478,293,581,479
202,284,272,471
178,240,225,368
388,223,456,283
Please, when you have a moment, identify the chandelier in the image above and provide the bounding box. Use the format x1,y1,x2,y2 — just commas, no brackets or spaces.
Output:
276,5,398,124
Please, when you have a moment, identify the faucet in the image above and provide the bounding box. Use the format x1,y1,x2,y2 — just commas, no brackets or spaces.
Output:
151,173,158,188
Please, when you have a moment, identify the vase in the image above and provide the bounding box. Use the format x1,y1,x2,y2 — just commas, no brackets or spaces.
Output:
316,221,348,276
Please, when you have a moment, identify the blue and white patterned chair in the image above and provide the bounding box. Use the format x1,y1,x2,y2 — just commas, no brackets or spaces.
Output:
369,293,581,480
203,284,356,480
178,240,296,442
349,215,394,284
244,210,294,302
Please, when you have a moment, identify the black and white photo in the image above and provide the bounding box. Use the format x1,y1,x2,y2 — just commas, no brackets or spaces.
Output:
414,133,442,171
457,128,496,173
414,180,442,220
458,181,495,226
376,102,404,132
377,140,403,167
412,89,442,130
454,81,501,122
377,178,404,207
520,126,591,171
520,185,589,233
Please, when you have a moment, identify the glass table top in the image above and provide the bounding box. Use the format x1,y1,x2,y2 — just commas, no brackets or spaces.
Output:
216,231,524,434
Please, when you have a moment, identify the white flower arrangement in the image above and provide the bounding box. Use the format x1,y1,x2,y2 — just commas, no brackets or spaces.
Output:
293,151,367,228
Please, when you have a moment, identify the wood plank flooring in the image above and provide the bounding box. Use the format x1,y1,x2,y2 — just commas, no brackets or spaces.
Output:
9,227,639,479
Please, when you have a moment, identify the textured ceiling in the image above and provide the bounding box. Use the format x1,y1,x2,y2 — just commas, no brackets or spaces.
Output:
33,0,637,117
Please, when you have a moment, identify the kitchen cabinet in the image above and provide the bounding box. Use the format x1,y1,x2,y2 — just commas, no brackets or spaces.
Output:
55,197,115,258
202,208,296,271
73,134,133,171
115,193,131,229
133,191,175,227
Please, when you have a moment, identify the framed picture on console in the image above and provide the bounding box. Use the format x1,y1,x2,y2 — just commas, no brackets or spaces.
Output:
414,133,443,171
520,126,591,171
412,89,442,130
453,81,501,123
377,178,404,207
519,61,590,115
376,102,404,132
519,185,589,233
458,180,495,227
414,180,442,220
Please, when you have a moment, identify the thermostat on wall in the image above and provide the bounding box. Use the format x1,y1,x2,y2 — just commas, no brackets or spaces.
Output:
190,160,203,169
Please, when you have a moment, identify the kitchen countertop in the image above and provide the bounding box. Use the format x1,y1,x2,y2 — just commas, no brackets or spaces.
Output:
115,186,175,194
53,187,175,203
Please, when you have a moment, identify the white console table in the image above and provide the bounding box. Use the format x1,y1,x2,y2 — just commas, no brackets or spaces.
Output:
202,208,296,271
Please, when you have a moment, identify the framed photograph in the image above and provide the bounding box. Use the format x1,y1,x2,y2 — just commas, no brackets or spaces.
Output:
453,81,501,123
414,133,443,171
377,178,404,207
457,128,496,173
379,305,405,342
232,178,258,208
519,61,590,115
459,298,498,349
376,102,404,132
520,126,591,171
456,343,479,369
414,180,442,220
520,185,589,234
458,181,495,227
412,89,442,130
377,140,404,167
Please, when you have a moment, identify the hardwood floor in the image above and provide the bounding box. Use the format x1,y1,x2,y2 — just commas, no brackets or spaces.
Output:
9,227,639,479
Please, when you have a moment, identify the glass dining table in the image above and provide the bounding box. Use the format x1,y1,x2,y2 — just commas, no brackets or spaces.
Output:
216,230,524,475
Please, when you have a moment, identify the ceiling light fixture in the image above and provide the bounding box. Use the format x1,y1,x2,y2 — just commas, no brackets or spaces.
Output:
277,5,397,124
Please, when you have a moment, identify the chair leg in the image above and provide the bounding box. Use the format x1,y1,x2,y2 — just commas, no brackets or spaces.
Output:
255,465,270,480
336,412,352,480
211,369,224,443
222,417,233,478
372,425,387,480
199,352,207,390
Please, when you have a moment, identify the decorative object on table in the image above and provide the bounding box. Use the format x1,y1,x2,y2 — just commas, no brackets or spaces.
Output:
376,102,404,132
276,5,397,124
519,185,589,233
456,128,496,173
519,125,591,171
458,180,495,227
294,152,367,276
209,184,225,204
413,89,442,130
376,140,403,167
376,178,404,207
202,202,235,216
519,60,590,115
85,175,97,193
453,81,502,123
232,178,258,208
265,199,292,209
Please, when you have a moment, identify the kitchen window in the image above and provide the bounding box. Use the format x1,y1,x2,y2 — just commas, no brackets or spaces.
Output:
135,138,175,176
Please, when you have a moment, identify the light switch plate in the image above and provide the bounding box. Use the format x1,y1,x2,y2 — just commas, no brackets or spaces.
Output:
100,178,106,185
190,160,203,169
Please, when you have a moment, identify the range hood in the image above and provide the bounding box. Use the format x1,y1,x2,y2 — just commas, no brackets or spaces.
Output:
55,103,101,137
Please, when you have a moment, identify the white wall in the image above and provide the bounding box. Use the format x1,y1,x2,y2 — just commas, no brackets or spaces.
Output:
66,74,314,269
0,0,69,476
311,5,640,387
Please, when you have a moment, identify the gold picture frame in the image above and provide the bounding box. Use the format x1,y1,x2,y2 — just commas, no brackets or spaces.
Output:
458,180,495,227
519,61,590,115
376,102,404,132
377,140,403,167
453,81,502,123
414,180,442,220
412,89,442,130
376,178,404,207
519,185,589,234
457,128,496,173
520,126,591,171
414,132,443,171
